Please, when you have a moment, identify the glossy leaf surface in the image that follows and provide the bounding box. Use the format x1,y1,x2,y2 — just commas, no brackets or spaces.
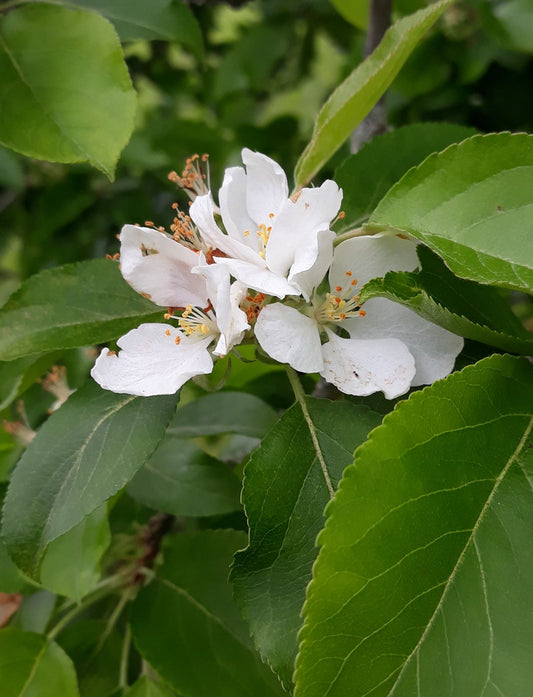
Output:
369,133,533,293
335,123,477,230
295,355,533,697
358,245,533,354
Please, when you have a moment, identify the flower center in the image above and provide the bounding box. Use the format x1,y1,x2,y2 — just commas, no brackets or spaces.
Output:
165,305,217,340
315,271,366,324
241,292,267,323
243,213,275,259
178,305,217,337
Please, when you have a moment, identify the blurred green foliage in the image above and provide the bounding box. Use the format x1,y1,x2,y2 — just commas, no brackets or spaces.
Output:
1,0,530,290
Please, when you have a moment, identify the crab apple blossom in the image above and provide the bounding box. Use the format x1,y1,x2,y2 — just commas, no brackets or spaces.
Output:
91,226,249,397
255,234,464,399
188,148,343,300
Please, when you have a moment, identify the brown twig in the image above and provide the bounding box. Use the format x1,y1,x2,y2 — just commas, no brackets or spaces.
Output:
350,0,393,153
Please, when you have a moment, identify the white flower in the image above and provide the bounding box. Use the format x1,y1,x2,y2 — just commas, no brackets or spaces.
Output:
188,148,343,300
91,227,249,396
255,234,464,399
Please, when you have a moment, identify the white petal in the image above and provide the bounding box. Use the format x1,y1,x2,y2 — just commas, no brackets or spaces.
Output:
255,303,323,373
196,261,249,356
320,331,415,399
329,233,419,293
344,298,463,386
119,225,208,308
219,166,258,250
267,180,342,281
289,228,334,301
91,323,213,397
212,257,301,299
190,194,259,264
241,148,289,224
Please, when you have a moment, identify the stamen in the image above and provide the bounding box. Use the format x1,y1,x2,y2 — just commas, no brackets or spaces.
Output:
170,204,207,252
242,292,267,323
315,272,363,324
168,153,210,201
177,305,217,337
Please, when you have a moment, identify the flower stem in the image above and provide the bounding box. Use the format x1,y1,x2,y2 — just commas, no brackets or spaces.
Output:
47,580,122,640
286,366,334,498
333,227,371,246
119,623,132,689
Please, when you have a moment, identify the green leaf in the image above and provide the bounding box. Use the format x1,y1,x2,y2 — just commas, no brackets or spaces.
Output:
57,620,123,697
0,353,63,411
294,0,452,187
68,0,203,57
329,0,369,29
0,144,23,188
368,132,533,293
124,677,176,697
232,398,382,688
0,628,80,697
358,245,533,354
1,381,177,578
128,437,241,517
0,4,136,178
489,0,533,53
170,392,278,439
131,530,285,697
295,354,533,697
0,540,26,593
0,259,162,361
335,123,477,230
40,504,111,600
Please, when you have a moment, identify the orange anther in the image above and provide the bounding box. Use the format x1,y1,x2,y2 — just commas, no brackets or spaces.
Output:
351,279,358,286
345,271,352,276
335,286,342,292
359,310,367,317
165,329,171,336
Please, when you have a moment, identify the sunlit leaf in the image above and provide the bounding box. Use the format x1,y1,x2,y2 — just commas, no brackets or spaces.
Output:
335,123,477,230
0,628,80,697
368,132,533,293
0,4,136,177
294,0,452,187
69,0,203,57
295,354,533,697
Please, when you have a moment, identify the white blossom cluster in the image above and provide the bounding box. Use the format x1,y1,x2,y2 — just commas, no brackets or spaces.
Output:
92,149,463,399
